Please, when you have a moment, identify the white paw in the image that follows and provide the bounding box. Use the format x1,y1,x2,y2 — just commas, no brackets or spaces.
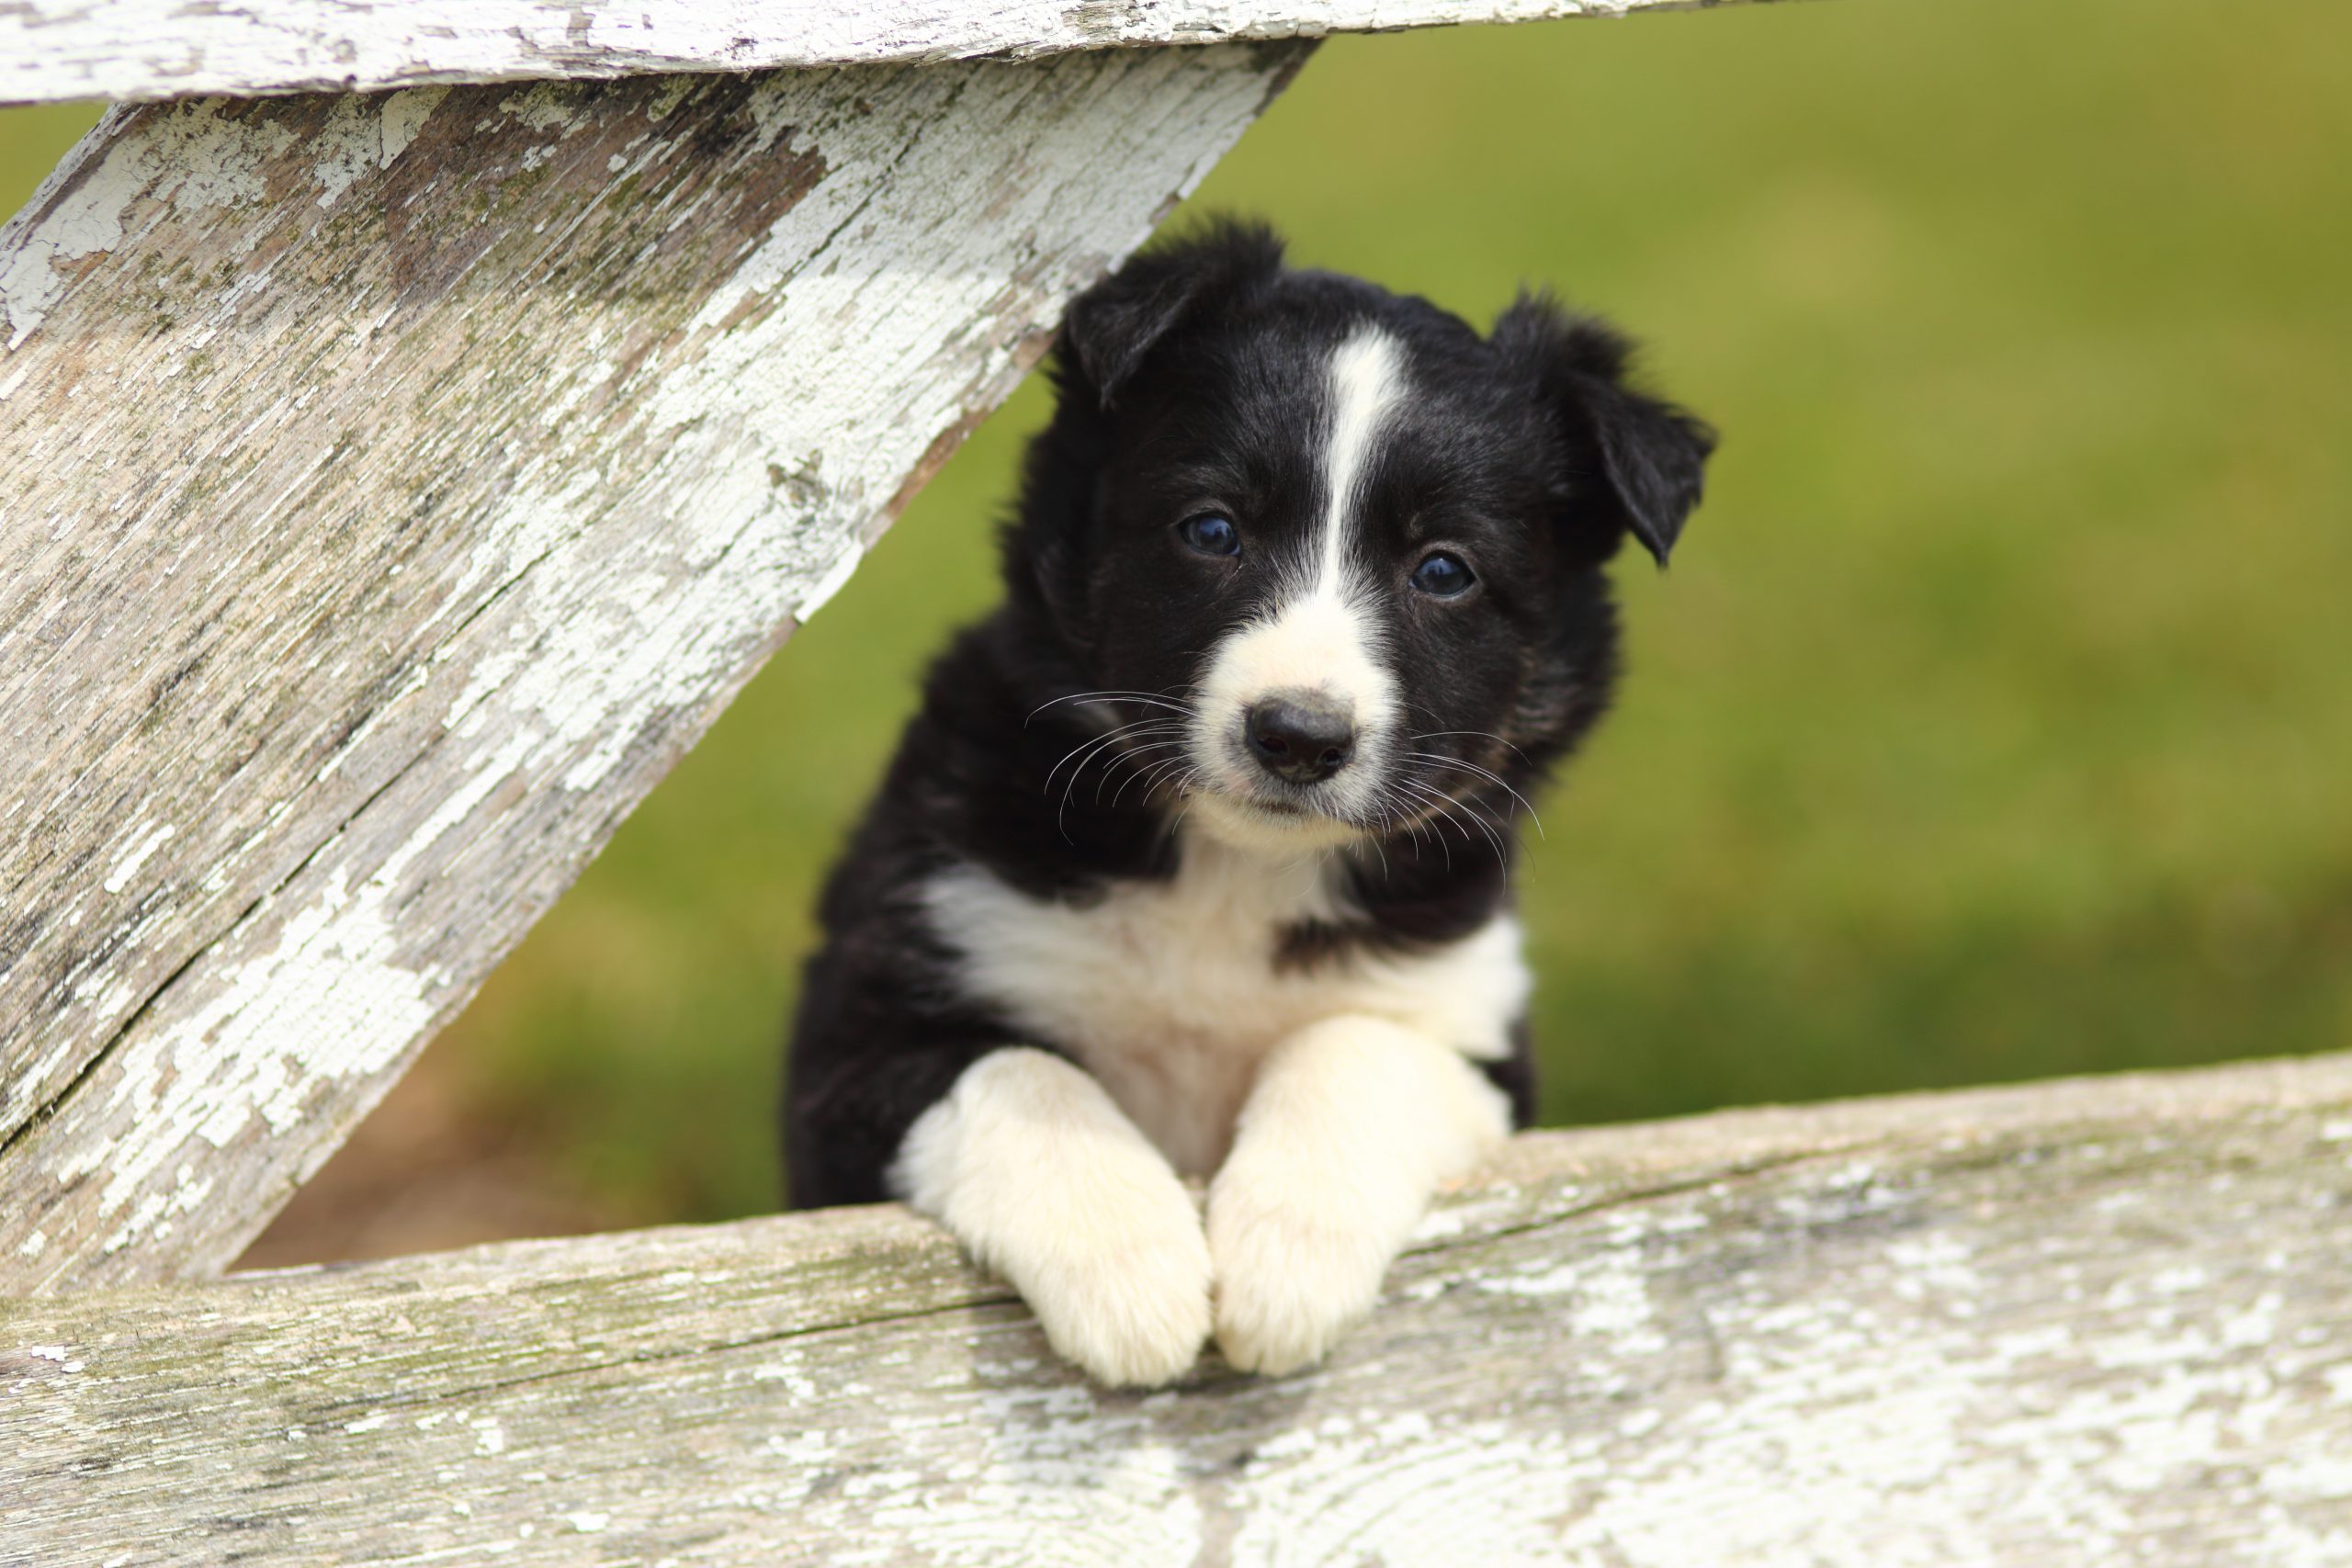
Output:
1020,1207,1214,1388
891,1048,1213,1388
1207,1184,1393,1377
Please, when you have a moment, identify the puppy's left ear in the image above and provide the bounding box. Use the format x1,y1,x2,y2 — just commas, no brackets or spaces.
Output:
1492,293,1716,566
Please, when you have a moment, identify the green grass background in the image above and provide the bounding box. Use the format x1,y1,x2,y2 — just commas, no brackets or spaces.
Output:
7,0,2347,1224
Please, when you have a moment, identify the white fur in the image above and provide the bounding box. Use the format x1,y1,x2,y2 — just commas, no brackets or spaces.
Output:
922,829,1528,1176
1209,1013,1512,1373
889,1046,1212,1388
1186,328,1408,845
1311,329,1405,593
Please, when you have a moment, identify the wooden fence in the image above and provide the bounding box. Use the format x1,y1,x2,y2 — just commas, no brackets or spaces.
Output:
4,3,2347,1562
9,1057,2351,1562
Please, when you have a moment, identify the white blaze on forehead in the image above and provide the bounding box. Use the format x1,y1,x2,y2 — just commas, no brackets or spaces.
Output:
1312,327,1408,594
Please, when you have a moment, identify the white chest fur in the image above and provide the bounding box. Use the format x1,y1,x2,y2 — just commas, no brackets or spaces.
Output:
921,833,1529,1175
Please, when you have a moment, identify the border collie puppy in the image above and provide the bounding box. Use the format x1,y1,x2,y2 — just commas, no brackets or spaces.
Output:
785,221,1712,1387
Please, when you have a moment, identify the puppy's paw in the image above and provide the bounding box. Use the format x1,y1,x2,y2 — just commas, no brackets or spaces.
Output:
1023,1212,1214,1388
894,1047,1212,1388
1207,1184,1392,1377
987,1115,1214,1388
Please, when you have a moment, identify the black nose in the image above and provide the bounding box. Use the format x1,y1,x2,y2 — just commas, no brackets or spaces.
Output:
1245,694,1356,784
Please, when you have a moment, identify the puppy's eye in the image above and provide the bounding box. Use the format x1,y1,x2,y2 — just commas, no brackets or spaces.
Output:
1409,551,1476,598
1178,513,1242,558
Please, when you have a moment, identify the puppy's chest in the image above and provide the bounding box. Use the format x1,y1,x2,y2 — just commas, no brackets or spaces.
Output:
922,842,1522,1174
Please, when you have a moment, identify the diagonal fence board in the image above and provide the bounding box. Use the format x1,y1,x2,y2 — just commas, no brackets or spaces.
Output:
0,40,1313,1293
0,0,1758,108
5,1055,2351,1566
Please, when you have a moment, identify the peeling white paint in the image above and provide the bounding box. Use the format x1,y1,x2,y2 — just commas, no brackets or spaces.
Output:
310,96,383,209
379,88,446,166
1410,1187,1539,1241
102,822,176,895
0,0,1702,109
308,87,444,209
793,545,864,624
0,102,291,347
43,730,542,1252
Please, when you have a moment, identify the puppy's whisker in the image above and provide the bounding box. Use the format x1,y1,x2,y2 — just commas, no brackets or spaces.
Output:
1408,814,1440,867
1053,722,1181,840
1104,742,1193,809
1383,782,1452,872
1158,764,1207,818
1118,767,1186,813
1044,714,1163,774
1045,718,1181,795
1362,790,1422,862
1424,784,1515,868
1364,778,1442,841
1448,796,1517,870
1407,728,1537,767
1112,741,1191,776
1028,691,1196,725
1393,774,1509,869
1060,727,1184,829
1385,775,1453,834
1401,752,1544,840
1384,791,1441,863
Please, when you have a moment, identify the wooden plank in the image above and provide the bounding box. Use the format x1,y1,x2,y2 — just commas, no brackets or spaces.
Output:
0,0,1757,110
0,41,1312,1293
5,1054,2350,1565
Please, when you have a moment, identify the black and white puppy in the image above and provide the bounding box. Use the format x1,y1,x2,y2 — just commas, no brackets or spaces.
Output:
784,221,1712,1386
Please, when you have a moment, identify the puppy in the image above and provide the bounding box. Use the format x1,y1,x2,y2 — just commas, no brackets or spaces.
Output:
784,220,1713,1387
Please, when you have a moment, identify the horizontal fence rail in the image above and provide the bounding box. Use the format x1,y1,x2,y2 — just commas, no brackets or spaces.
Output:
0,0,1752,108
6,1055,2351,1565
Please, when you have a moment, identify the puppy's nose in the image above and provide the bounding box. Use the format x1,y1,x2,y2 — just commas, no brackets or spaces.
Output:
1245,694,1356,784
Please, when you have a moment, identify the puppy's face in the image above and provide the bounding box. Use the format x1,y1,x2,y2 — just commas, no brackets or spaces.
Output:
1022,225,1713,854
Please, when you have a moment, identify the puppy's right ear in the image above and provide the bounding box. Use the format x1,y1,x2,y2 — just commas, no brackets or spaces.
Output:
1061,220,1285,409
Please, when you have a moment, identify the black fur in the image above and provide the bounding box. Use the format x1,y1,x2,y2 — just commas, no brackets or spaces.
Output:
784,220,1712,1208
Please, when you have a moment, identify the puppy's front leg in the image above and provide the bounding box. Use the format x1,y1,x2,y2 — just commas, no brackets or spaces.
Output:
891,1046,1212,1387
1209,1015,1512,1375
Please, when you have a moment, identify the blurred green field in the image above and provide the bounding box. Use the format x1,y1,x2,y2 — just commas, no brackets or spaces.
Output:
8,0,2348,1228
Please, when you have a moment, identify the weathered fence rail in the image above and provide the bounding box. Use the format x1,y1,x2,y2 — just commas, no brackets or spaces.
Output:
0,0,1721,109
7,1053,2351,1564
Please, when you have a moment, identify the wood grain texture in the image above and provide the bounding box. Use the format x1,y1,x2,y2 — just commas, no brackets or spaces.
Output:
0,41,1311,1293
5,1053,2350,1566
0,0,1760,109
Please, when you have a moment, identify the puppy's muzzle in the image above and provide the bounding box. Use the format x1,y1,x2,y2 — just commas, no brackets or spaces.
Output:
1243,692,1356,784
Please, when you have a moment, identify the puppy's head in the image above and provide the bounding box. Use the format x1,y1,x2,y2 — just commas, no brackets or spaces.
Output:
1013,220,1713,855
